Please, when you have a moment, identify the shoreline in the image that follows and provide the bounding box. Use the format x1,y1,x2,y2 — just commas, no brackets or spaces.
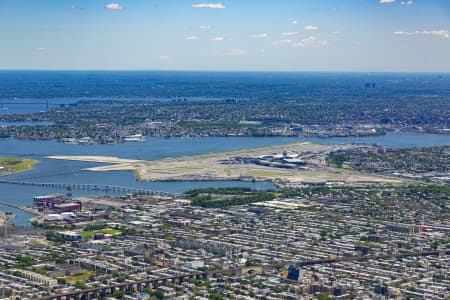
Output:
6,213,16,224
0,123,449,145
0,157,38,176
0,213,16,226
45,141,405,187
0,200,42,217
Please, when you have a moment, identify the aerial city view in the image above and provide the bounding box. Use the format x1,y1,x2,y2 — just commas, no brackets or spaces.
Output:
0,1,449,299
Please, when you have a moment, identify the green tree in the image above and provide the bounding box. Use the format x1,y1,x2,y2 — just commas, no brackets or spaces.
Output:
112,290,124,299
209,292,223,300
74,280,88,290
316,293,329,300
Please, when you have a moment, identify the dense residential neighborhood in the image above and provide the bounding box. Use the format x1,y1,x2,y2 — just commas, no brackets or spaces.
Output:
0,182,448,299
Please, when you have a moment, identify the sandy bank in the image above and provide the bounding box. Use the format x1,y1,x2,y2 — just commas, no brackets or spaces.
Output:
47,155,141,164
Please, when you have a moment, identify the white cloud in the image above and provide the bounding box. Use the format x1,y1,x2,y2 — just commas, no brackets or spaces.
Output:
186,35,199,41
228,48,247,56
210,36,225,42
292,20,298,25
212,48,247,56
304,25,319,31
273,36,328,48
379,0,396,3
272,39,293,46
394,30,449,39
199,25,213,30
251,33,269,39
34,47,46,51
331,30,341,35
105,3,123,10
352,41,361,46
401,0,414,4
292,36,328,48
192,3,226,9
70,5,83,10
159,55,170,60
281,32,300,36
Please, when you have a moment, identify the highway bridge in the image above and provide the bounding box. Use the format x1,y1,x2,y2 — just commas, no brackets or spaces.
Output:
0,180,181,197
37,250,449,300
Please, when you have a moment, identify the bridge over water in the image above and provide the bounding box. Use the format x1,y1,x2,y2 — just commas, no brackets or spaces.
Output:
38,250,449,300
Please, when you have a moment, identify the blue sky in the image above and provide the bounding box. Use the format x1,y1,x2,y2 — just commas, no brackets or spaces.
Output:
0,0,449,71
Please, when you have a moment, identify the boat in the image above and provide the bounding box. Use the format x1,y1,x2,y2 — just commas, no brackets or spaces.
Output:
124,134,147,142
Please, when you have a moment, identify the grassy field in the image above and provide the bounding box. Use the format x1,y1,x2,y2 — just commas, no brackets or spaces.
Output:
80,228,122,240
0,157,38,174
66,270,95,283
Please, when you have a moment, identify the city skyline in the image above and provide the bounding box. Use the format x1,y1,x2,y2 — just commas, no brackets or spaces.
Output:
0,0,449,71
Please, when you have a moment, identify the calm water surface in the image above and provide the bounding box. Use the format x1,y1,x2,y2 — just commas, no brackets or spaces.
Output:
1,132,449,226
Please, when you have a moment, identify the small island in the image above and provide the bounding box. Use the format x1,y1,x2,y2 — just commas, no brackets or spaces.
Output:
0,157,38,176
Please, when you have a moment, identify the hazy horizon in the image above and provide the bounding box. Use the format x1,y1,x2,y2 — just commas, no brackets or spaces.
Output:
1,0,449,72
1,69,450,75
